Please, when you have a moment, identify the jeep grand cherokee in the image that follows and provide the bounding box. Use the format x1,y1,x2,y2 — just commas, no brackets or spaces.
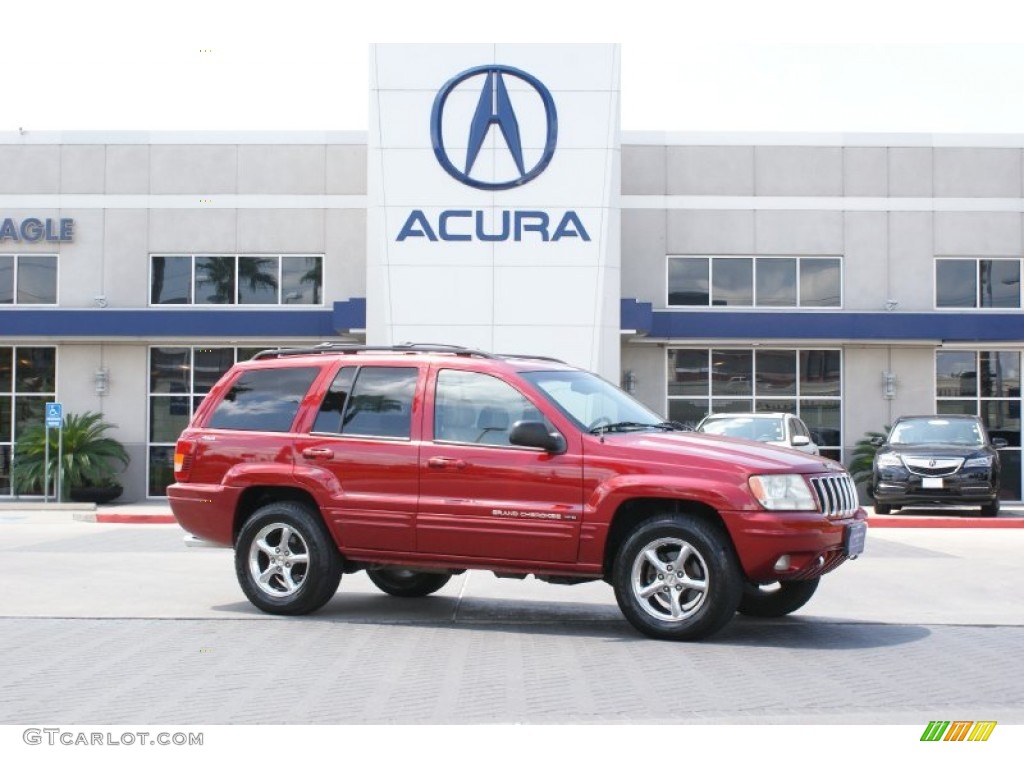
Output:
168,343,866,641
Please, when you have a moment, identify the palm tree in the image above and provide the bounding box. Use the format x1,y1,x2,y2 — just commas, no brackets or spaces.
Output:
195,256,236,304
238,257,279,303
848,425,891,485
13,411,129,499
300,258,322,304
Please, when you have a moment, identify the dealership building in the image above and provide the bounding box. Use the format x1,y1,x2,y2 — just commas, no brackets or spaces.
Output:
3,43,1024,502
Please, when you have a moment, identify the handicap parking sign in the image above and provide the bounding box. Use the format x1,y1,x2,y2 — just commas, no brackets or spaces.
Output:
45,402,63,428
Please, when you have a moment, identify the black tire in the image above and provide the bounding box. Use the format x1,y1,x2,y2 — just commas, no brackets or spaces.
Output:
612,514,742,641
737,578,820,618
874,503,892,515
367,568,452,597
981,498,1000,517
235,501,342,615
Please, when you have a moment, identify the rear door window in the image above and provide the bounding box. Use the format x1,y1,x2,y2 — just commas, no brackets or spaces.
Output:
313,366,418,439
207,367,319,432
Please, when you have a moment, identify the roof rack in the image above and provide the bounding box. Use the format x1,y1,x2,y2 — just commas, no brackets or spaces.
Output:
250,342,567,365
250,342,498,360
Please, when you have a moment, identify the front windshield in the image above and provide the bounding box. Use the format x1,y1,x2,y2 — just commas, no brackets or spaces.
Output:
889,418,984,446
520,370,664,432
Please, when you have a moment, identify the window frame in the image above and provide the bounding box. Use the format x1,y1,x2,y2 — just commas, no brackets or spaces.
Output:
665,346,844,460
149,253,325,308
666,255,843,309
934,257,1022,310
0,254,59,306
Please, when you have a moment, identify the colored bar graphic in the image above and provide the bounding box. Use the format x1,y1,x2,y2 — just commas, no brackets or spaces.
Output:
920,720,996,742
945,721,973,741
968,722,997,742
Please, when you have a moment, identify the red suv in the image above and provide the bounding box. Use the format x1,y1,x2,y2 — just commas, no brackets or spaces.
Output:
169,344,866,641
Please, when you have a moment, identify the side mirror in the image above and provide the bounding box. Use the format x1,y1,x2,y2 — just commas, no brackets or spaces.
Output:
791,435,810,447
509,421,566,453
992,437,1009,449
869,436,885,447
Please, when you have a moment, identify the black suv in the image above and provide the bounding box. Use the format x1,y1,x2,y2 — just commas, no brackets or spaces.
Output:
871,415,1006,516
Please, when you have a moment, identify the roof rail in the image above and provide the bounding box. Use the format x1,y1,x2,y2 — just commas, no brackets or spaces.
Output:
250,342,499,360
495,352,568,364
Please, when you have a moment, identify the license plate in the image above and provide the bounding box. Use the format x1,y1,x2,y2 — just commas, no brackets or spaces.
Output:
844,521,867,557
922,477,944,489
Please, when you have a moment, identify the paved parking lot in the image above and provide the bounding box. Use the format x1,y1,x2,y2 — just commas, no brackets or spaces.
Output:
0,512,1022,724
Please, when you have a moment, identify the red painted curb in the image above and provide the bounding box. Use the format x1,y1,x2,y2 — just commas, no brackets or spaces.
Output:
94,513,178,525
868,517,1024,528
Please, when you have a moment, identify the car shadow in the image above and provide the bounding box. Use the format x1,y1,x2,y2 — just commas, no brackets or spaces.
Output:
210,594,931,650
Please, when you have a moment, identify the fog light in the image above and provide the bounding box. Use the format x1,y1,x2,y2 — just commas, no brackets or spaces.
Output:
773,555,791,571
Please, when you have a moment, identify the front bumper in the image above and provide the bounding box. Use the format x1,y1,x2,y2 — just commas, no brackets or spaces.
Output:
721,508,868,583
874,475,997,507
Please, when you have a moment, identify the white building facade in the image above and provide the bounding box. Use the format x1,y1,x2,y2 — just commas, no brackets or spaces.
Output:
2,44,1023,501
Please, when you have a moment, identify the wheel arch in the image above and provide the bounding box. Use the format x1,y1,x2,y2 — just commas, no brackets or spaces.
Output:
602,497,733,577
233,485,323,545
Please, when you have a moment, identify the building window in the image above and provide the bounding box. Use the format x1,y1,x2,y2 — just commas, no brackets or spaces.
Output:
935,258,1021,309
147,346,262,496
667,256,841,308
667,347,842,460
0,255,58,304
1,347,57,496
150,255,324,306
936,349,1020,500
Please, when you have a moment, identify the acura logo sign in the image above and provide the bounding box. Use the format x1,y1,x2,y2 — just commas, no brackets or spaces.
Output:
430,65,558,190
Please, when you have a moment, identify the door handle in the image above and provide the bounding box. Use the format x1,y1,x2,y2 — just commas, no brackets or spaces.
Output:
302,447,334,459
427,456,467,469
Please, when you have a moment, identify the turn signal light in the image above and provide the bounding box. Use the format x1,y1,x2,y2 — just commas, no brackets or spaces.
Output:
174,439,195,481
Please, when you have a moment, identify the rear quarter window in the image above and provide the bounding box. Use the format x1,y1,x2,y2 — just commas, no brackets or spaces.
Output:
206,366,320,432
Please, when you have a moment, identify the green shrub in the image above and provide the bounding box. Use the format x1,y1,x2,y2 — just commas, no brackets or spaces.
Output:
13,411,129,499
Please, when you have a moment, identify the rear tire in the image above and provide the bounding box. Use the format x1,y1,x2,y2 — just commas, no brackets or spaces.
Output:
235,501,342,615
874,503,892,515
612,514,742,641
366,569,452,597
737,578,820,618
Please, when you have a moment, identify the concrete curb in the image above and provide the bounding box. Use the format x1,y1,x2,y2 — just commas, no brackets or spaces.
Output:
867,515,1024,528
72,511,179,525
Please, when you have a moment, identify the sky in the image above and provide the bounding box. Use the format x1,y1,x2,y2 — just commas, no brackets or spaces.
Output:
4,0,1024,134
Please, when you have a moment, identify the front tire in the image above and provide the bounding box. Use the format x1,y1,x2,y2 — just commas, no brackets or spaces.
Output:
367,568,451,597
737,578,820,618
235,501,342,615
612,514,742,641
981,498,1000,517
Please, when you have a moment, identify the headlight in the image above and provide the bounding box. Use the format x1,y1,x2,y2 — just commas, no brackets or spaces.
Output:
748,474,818,511
875,454,902,468
964,455,993,468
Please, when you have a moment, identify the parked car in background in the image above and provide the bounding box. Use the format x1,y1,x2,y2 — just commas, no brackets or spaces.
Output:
871,414,1005,517
695,412,821,455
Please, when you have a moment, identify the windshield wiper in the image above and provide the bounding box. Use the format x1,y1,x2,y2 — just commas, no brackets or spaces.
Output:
589,421,679,435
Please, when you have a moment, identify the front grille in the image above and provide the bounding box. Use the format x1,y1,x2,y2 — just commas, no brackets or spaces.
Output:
809,473,858,519
903,456,963,477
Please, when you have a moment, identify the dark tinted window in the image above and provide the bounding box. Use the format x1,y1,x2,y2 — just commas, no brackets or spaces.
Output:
668,258,709,306
712,258,753,306
312,367,356,433
799,258,841,307
341,367,417,439
151,256,192,304
756,258,797,306
207,367,319,432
